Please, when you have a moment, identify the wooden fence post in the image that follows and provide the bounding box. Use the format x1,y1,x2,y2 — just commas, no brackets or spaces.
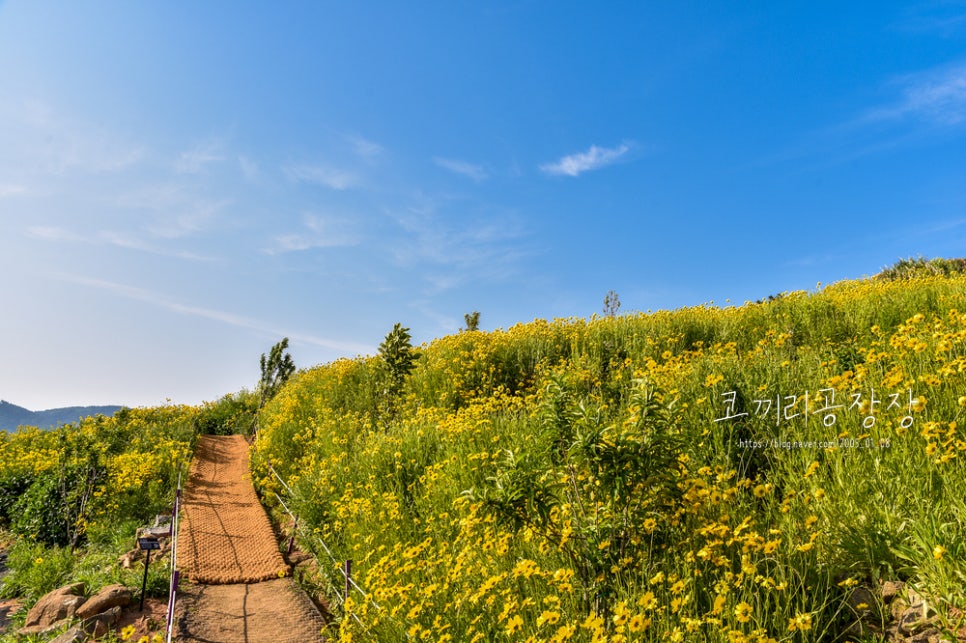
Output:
344,560,352,603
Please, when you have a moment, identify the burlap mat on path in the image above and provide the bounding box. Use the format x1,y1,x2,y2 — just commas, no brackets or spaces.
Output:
174,578,327,643
179,435,287,584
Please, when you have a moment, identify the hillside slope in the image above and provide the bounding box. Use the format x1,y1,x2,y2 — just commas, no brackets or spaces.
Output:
252,272,966,641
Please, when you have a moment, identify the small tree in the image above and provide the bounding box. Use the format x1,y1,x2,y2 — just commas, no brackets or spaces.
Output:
259,337,295,408
603,290,621,317
463,311,480,332
379,323,416,397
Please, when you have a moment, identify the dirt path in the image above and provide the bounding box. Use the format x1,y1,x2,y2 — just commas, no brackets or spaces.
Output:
174,435,326,642
0,599,19,635
176,579,327,643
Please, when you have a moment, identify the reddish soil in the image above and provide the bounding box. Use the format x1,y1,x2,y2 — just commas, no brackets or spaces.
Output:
174,435,326,642
117,597,168,640
0,598,21,634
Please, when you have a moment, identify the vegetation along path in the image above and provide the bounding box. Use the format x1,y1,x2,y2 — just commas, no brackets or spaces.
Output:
174,435,326,642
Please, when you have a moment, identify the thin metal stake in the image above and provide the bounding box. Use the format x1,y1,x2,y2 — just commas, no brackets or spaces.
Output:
140,549,152,611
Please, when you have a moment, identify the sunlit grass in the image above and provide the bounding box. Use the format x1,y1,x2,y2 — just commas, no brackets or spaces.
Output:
255,272,966,641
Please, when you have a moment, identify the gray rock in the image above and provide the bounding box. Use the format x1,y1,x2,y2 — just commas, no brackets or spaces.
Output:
81,605,122,638
48,625,86,643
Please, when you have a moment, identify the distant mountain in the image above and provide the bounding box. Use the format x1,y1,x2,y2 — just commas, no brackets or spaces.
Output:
0,400,123,432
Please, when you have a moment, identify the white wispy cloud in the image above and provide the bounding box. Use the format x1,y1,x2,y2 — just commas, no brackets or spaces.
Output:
175,139,227,174
267,213,361,254
346,134,383,160
238,156,259,181
61,274,373,354
384,198,532,293
27,225,83,242
11,99,145,175
96,230,216,261
0,184,26,197
539,142,631,177
895,4,966,37
433,157,488,182
866,62,966,126
759,63,966,169
26,223,215,261
146,203,230,240
113,184,230,239
285,163,360,190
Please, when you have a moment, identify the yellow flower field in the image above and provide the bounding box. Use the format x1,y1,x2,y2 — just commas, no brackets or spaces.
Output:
255,270,966,641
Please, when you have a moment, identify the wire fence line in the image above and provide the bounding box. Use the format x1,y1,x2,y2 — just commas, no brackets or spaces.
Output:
265,461,412,640
164,465,183,643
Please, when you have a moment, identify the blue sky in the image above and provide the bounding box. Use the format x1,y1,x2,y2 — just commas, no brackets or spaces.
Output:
2,2,966,410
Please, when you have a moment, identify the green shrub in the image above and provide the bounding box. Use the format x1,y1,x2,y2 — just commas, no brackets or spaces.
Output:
0,471,34,529
195,390,259,435
876,256,966,280
0,539,74,602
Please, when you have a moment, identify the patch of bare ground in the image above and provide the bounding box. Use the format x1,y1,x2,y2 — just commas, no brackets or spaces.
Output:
0,598,22,634
117,597,169,640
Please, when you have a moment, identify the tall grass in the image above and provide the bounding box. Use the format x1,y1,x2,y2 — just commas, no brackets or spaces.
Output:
253,273,966,641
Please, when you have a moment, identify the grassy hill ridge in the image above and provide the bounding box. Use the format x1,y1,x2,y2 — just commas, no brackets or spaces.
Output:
253,269,966,642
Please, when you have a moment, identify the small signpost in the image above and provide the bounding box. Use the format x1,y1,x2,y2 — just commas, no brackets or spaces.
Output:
131,517,172,612
138,537,161,551
137,536,160,611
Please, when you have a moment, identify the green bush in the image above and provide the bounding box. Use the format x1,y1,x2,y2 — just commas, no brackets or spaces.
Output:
11,463,103,549
0,471,34,529
195,390,259,435
0,539,74,602
876,256,966,280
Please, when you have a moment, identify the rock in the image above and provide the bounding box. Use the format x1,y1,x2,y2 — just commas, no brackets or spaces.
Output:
81,605,122,637
48,625,85,643
19,583,86,634
881,580,905,603
892,597,910,621
118,549,143,569
288,551,313,565
906,587,936,619
75,584,132,619
897,606,934,636
908,628,942,643
120,544,169,569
